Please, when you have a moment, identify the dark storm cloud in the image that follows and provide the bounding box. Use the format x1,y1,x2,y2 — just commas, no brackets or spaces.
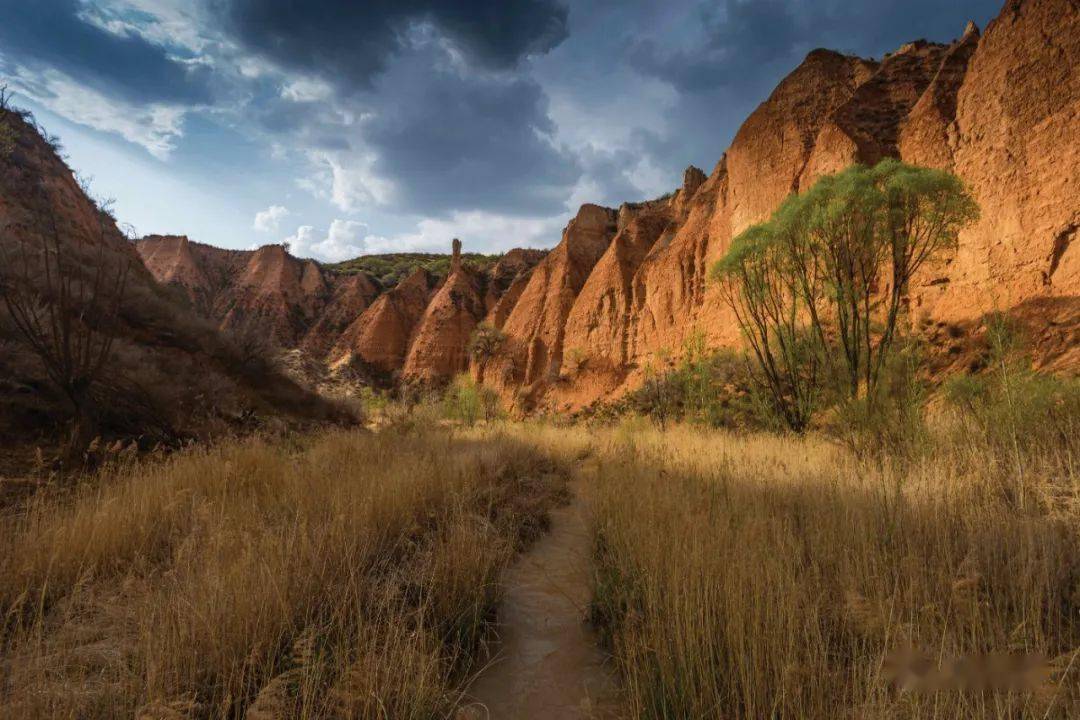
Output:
217,0,569,89
0,0,1010,242
603,0,1003,189
361,47,580,215
630,0,803,93
0,0,212,104
628,0,1002,94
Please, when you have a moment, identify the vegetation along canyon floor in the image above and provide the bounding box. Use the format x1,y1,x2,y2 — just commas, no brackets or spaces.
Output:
1,0,1079,718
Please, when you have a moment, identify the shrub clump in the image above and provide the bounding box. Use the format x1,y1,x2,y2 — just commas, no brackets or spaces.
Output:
442,374,501,426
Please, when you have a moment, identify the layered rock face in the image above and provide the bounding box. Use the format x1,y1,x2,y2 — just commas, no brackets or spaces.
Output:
138,235,546,385
402,242,489,383
918,0,1080,318
136,237,363,349
475,204,618,403
329,267,439,378
473,0,1080,411
131,0,1078,408
301,272,381,358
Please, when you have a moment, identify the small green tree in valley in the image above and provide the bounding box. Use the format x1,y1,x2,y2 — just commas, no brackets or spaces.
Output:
712,160,978,430
710,223,822,431
468,323,506,361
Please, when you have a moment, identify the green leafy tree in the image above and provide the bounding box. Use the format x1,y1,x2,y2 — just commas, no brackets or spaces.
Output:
711,224,821,431
713,160,978,429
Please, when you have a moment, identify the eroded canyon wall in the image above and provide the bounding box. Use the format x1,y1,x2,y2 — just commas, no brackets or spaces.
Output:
135,0,1079,408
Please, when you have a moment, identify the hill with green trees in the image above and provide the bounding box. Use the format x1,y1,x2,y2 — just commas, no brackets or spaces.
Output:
328,252,504,288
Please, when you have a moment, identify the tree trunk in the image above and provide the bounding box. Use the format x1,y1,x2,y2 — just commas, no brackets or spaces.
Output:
64,396,95,465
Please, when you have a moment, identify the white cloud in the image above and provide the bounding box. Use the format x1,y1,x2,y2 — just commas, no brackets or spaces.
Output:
281,77,334,103
390,210,567,254
253,205,290,233
302,149,396,213
281,212,557,263
285,219,378,262
75,0,213,54
5,65,187,159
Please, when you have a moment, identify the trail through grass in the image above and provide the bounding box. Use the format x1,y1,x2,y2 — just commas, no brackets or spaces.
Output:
464,476,622,719
0,427,568,718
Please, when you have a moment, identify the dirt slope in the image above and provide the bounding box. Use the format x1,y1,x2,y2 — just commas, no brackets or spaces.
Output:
0,107,346,462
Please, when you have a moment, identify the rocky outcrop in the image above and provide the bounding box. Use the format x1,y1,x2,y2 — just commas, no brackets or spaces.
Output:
897,23,981,170
136,238,329,347
726,49,878,234
476,204,618,401
300,271,380,358
484,248,548,315
218,245,330,346
914,0,1080,319
403,241,488,383
329,267,438,379
564,203,672,370
803,41,950,180
137,235,251,319
0,107,343,454
136,235,545,385
484,0,1080,411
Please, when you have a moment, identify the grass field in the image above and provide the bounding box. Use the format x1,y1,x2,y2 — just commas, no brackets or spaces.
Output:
584,416,1080,719
0,427,569,718
2,400,1077,718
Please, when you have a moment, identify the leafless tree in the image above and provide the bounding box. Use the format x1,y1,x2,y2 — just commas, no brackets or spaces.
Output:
0,208,131,461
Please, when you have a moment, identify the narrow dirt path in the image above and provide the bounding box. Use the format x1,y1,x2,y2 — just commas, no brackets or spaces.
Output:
462,480,622,719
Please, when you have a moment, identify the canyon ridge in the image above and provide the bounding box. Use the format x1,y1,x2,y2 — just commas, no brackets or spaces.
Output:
134,0,1079,413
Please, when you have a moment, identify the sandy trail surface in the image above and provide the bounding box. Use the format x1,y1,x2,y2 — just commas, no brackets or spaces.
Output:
463,480,622,719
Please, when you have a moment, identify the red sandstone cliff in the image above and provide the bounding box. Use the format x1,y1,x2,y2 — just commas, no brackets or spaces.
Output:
474,0,1079,411
402,240,488,383
137,234,546,386
475,204,618,404
129,0,1078,409
328,267,438,379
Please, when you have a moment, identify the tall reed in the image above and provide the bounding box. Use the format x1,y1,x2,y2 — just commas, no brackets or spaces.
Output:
0,426,566,718
587,422,1080,719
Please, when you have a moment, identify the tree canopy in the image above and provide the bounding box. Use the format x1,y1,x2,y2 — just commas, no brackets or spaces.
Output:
712,160,979,430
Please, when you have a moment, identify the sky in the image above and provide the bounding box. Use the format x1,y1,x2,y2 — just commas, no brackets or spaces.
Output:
0,0,1003,262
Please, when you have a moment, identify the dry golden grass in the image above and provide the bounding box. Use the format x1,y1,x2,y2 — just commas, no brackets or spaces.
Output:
3,395,1077,719
583,418,1080,719
0,425,567,718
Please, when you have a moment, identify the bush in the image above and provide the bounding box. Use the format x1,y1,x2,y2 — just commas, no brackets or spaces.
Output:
442,374,501,427
942,314,1080,483
226,318,282,377
467,323,506,361
830,341,929,459
0,118,14,160
628,338,773,431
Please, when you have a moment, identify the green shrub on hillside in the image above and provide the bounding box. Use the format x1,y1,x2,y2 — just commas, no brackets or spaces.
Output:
830,340,929,458
943,314,1080,479
329,252,503,288
467,323,507,361
629,335,772,431
0,119,14,160
442,374,500,427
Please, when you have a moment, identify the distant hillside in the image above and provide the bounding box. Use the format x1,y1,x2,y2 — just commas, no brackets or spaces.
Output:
329,252,504,288
0,104,350,473
135,235,548,383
